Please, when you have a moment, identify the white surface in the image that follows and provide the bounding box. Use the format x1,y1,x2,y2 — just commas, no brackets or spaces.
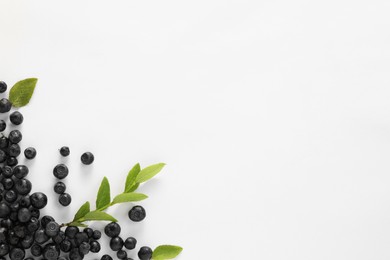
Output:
1,1,390,259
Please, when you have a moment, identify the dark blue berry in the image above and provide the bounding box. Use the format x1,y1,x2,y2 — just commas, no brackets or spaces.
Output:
109,237,123,251
13,165,29,179
117,249,127,259
9,111,23,125
104,222,121,237
59,193,72,206
128,205,146,222
0,98,11,113
89,241,101,253
17,208,31,223
54,181,66,194
43,243,60,260
81,152,94,165
60,146,70,156
79,242,90,255
138,246,153,260
8,130,22,144
53,164,69,179
24,147,36,159
101,254,113,260
124,237,137,250
30,192,48,209
0,81,7,93
0,120,6,132
45,221,60,237
9,247,25,260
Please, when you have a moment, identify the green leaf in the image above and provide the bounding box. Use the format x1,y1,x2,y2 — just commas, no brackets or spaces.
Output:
128,182,140,192
152,245,183,260
68,222,88,228
136,163,166,183
9,78,38,107
111,193,148,205
81,210,117,222
73,201,90,221
96,177,111,210
125,163,141,193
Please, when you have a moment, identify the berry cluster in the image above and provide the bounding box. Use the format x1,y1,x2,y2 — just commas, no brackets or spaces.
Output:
0,80,174,260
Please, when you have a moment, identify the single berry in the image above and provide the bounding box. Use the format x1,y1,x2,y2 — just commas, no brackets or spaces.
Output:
90,241,101,253
109,237,124,251
138,246,153,260
60,146,70,156
17,207,31,223
79,242,90,255
9,247,25,260
9,111,24,125
34,228,49,244
128,205,146,222
101,255,113,260
65,226,79,238
0,81,7,93
0,120,6,132
92,230,101,239
59,193,72,206
8,130,22,143
30,192,48,209
31,244,42,256
45,221,60,237
81,152,94,165
117,249,127,259
53,164,69,179
0,98,11,113
8,144,21,157
54,181,66,194
104,222,121,237
13,165,29,179
43,243,59,260
24,147,37,159
124,237,137,250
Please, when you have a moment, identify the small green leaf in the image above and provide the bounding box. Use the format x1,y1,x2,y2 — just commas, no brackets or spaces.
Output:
96,177,111,210
9,78,38,107
81,210,117,222
73,201,90,221
111,193,148,205
125,163,141,193
68,222,88,228
152,245,183,260
136,163,166,183
128,182,140,192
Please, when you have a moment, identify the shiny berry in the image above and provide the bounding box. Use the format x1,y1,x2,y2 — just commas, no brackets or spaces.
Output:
104,222,121,237
124,237,137,250
138,246,153,260
81,152,94,165
128,205,146,222
10,111,23,125
54,181,66,194
60,146,70,156
24,147,36,159
53,164,69,179
59,193,72,206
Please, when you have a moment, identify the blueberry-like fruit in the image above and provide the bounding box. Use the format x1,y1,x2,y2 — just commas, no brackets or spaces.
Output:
138,246,153,260
54,182,66,194
60,146,70,157
128,205,146,222
0,81,7,93
104,222,121,237
124,237,137,250
58,193,71,206
81,152,94,165
9,111,23,125
24,147,36,159
53,164,69,179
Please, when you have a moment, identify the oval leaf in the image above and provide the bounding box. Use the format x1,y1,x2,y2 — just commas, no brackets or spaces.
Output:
73,201,90,221
153,245,183,260
96,177,111,210
82,210,117,222
9,78,38,107
111,193,148,205
136,163,166,183
125,163,141,193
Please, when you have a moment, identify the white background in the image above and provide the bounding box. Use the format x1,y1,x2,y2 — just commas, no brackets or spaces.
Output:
1,1,390,259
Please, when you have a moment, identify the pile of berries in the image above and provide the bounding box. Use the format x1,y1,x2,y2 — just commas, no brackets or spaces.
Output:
0,81,154,260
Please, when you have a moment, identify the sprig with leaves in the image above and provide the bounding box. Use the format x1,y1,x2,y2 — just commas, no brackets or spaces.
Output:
62,162,165,226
